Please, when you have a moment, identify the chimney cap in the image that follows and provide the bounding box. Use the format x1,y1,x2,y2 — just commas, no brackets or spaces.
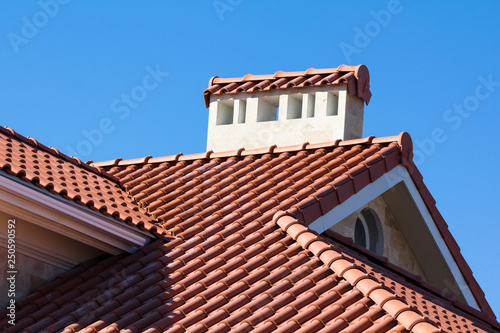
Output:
203,64,371,108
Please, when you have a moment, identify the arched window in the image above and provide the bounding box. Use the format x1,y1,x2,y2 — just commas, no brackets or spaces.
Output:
354,208,384,255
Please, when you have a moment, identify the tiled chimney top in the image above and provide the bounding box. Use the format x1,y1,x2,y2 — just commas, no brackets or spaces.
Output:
204,65,372,152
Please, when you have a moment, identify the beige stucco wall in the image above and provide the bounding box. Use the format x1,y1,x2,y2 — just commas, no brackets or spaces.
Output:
329,195,427,281
0,247,63,307
0,212,106,309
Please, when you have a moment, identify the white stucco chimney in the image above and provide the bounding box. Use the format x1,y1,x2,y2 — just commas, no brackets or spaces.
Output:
204,65,371,152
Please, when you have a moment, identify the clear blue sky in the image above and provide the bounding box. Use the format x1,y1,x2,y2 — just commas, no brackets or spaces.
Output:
1,0,499,318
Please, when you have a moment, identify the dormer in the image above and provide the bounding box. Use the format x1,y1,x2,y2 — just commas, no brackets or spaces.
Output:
204,65,372,152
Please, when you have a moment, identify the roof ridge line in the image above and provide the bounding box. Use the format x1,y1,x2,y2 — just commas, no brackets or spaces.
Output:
1,126,120,183
273,211,442,333
209,65,368,86
210,66,348,85
91,134,402,168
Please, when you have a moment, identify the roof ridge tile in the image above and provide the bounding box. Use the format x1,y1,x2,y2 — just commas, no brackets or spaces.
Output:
273,212,442,333
117,155,152,166
92,157,122,167
211,148,245,159
204,65,371,107
93,135,400,170
240,145,277,156
305,140,341,150
338,135,375,147
273,142,309,154
178,151,213,161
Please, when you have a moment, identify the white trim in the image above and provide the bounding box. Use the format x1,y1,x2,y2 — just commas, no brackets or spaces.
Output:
308,167,402,233
0,173,153,255
309,165,480,310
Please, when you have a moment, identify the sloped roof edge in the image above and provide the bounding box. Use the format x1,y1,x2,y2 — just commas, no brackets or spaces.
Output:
274,211,500,332
322,229,500,330
269,134,496,321
273,211,442,333
0,125,161,234
0,126,118,183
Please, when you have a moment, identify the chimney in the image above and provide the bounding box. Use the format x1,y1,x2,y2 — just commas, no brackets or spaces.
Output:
204,65,372,152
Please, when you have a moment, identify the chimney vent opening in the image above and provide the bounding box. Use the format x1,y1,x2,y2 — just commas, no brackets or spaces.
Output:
257,96,279,122
216,100,234,125
305,93,315,118
326,92,339,116
286,94,302,120
237,99,246,123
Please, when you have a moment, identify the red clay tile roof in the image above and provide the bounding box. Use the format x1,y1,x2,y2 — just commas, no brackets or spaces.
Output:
323,229,497,333
0,126,156,232
276,213,498,333
2,209,497,332
93,132,495,320
2,131,498,332
203,65,372,108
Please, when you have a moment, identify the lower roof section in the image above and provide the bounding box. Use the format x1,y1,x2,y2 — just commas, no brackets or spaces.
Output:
1,208,497,332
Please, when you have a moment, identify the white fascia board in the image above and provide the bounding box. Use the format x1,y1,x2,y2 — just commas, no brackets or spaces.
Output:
308,165,479,310
308,168,402,233
0,173,153,254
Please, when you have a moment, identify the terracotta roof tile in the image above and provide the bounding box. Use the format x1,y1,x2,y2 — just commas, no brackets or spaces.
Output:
2,131,499,332
204,65,372,107
0,126,156,231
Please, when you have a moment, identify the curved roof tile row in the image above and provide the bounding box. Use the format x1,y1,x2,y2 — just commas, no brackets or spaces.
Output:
202,65,372,108
0,126,155,231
